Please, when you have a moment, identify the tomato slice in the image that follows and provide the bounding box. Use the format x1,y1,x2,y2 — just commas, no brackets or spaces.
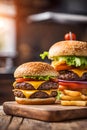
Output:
58,85,68,91
16,78,24,82
51,78,59,83
16,77,59,83
55,64,73,71
16,78,32,82
59,80,87,90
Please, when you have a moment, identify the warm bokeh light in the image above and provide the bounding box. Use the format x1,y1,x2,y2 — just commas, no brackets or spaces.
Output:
0,17,5,28
0,3,16,57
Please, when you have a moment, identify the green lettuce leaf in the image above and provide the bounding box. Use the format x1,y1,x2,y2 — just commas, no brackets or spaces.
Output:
54,56,87,68
40,51,49,60
56,90,61,100
23,75,55,81
39,51,87,68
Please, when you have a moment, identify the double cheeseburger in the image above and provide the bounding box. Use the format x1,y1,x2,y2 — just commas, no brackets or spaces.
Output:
48,39,87,106
13,62,59,105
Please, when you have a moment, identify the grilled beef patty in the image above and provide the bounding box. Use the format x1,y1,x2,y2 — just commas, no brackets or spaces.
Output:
14,82,35,90
14,81,58,90
58,70,87,81
38,81,58,90
13,90,57,98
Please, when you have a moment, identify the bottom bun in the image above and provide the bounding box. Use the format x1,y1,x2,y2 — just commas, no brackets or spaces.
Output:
15,97,56,105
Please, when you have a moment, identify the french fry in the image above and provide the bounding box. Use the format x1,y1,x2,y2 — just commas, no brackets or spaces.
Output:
64,90,82,97
60,94,82,101
81,95,87,100
61,100,87,106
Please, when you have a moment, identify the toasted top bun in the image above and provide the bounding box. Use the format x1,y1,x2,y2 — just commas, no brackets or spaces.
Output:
48,40,87,59
14,62,58,78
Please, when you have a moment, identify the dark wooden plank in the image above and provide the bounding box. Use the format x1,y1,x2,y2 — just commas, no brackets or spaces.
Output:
8,116,23,130
0,107,13,130
3,101,87,122
75,119,87,130
19,119,30,130
0,114,12,130
50,119,87,130
69,121,80,130
19,118,51,130
50,122,72,130
19,119,87,130
1,105,87,130
0,106,5,116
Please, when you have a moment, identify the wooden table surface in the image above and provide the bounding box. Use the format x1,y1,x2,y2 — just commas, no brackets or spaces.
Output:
0,106,87,130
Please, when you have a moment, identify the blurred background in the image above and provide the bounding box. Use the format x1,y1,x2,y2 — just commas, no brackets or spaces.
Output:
0,0,87,104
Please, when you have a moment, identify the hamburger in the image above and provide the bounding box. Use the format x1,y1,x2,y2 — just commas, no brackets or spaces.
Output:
48,40,87,106
48,40,87,81
13,62,59,105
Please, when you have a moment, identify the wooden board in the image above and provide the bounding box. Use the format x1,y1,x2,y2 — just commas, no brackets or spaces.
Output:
3,101,87,122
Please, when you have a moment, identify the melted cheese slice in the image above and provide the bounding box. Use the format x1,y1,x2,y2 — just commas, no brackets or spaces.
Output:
13,81,46,89
26,81,45,89
52,61,65,67
70,69,87,77
15,89,57,98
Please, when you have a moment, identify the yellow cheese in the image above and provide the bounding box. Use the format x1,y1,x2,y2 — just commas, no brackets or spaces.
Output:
26,81,45,89
20,90,36,98
70,69,87,77
15,89,57,98
13,82,16,87
52,61,65,67
13,81,46,89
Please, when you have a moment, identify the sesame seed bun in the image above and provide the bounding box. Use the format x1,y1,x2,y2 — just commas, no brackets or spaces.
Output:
15,97,56,105
14,62,58,78
48,40,87,59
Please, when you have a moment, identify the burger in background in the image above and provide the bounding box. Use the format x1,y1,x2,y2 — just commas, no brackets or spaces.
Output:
40,32,87,106
13,62,59,105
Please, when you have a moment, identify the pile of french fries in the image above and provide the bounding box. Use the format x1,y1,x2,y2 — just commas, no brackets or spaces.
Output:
59,88,87,106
